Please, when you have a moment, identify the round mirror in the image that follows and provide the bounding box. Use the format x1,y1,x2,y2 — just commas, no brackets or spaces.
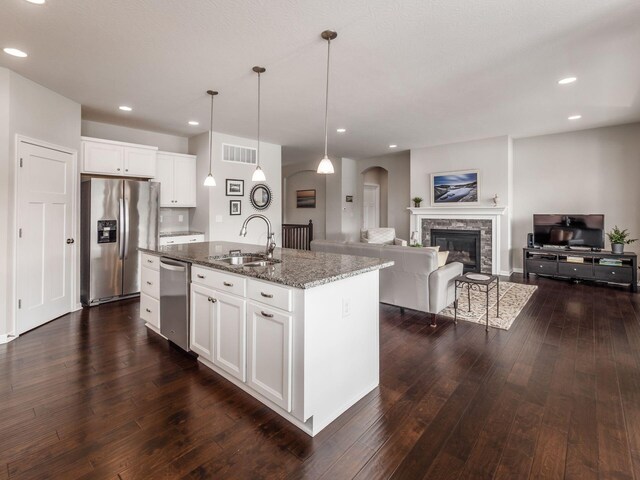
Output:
249,184,272,211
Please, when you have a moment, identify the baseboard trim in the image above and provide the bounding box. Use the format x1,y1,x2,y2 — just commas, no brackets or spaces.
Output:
499,270,514,277
0,333,18,344
512,267,524,274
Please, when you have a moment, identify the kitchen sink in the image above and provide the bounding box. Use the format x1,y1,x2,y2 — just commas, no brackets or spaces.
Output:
214,255,281,268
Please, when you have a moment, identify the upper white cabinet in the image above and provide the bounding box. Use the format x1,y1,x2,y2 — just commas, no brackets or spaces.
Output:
155,152,197,207
81,137,157,178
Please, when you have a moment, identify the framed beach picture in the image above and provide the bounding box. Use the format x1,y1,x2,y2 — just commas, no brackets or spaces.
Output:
225,179,244,196
229,199,241,216
431,170,479,205
296,189,316,208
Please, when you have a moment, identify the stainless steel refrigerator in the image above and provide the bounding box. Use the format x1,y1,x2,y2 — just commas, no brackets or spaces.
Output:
81,178,159,306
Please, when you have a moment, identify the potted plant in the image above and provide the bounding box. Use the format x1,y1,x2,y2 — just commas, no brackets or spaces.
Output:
606,226,637,254
412,196,423,208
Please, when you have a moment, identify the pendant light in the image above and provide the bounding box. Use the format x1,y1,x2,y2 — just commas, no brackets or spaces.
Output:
317,30,337,175
203,90,218,186
251,66,267,182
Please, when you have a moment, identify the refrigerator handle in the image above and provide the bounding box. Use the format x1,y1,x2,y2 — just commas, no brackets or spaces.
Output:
123,197,130,259
118,198,125,259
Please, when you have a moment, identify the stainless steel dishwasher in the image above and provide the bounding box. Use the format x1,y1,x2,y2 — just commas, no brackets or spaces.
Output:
160,257,190,351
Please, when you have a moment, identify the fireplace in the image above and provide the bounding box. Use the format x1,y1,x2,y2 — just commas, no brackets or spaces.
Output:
431,229,481,273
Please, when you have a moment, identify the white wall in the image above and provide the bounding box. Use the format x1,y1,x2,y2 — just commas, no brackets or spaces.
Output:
81,120,189,153
410,136,512,272
512,123,640,269
283,170,326,240
0,69,81,338
189,131,282,247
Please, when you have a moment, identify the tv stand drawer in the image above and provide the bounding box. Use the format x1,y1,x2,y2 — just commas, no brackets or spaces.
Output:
526,259,557,275
594,265,632,283
558,263,593,278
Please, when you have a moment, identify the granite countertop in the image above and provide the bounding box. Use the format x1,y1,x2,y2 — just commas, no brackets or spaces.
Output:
140,241,393,289
159,230,205,238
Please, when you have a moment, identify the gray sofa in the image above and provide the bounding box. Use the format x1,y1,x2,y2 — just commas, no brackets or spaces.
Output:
311,240,463,322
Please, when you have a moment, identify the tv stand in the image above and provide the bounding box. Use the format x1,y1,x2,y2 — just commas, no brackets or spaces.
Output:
523,247,637,293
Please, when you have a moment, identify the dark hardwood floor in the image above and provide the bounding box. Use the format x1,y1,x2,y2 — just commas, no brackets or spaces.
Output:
1,275,640,479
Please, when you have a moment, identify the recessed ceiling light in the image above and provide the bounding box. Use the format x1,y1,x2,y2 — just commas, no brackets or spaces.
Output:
119,105,132,112
25,0,46,4
188,121,199,126
568,114,582,120
3,47,28,58
558,77,577,85
389,144,398,148
336,128,346,133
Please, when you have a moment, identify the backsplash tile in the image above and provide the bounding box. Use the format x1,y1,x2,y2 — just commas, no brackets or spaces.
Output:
160,208,190,233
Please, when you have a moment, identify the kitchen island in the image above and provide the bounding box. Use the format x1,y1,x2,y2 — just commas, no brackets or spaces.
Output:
139,241,392,436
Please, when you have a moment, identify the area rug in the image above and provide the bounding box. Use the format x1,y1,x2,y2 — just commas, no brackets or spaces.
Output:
439,281,538,330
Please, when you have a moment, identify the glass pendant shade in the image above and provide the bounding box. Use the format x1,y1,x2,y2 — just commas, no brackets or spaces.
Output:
251,165,266,182
203,173,216,186
317,154,334,174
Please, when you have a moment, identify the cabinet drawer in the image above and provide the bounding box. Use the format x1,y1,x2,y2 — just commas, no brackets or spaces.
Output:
594,265,632,283
141,266,159,299
558,263,593,278
141,253,160,271
140,294,160,329
526,259,557,275
192,266,246,296
159,235,205,246
248,279,293,312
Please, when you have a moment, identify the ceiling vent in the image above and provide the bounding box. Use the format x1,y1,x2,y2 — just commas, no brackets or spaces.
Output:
222,143,257,165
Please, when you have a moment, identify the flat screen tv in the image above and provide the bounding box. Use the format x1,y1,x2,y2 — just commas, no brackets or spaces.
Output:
533,214,605,249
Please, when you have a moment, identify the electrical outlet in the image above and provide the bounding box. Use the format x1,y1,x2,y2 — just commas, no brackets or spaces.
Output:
342,297,351,317
159,215,163,223
178,214,184,222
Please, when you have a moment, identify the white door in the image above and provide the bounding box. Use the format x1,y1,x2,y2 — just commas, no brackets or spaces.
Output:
247,302,292,412
173,155,197,207
16,141,74,334
213,291,246,382
154,153,174,207
363,184,380,230
190,283,214,361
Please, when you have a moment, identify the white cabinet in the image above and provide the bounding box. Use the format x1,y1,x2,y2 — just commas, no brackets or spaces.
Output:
190,283,214,361
213,291,246,382
81,137,157,178
247,302,293,412
159,234,204,246
190,281,247,382
124,147,156,177
156,152,197,207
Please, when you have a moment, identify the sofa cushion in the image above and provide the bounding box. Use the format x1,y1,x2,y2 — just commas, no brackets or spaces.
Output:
363,228,396,245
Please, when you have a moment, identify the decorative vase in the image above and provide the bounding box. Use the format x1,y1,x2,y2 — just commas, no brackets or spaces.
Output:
612,243,624,254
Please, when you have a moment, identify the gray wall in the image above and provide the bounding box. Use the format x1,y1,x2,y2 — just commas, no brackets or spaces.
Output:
512,123,640,269
81,120,189,153
410,136,512,272
1,68,81,337
189,131,282,246
283,170,326,240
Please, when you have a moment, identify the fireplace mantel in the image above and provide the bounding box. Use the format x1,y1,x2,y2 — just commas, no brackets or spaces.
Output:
408,206,508,216
408,206,509,275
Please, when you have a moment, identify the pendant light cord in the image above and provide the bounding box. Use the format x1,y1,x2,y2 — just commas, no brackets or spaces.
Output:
323,37,331,157
257,71,261,168
208,94,214,173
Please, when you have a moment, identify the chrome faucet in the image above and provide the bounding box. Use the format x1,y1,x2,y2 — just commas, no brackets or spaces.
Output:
239,214,277,259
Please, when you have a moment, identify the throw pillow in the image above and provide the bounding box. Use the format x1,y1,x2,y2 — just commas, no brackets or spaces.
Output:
437,250,449,267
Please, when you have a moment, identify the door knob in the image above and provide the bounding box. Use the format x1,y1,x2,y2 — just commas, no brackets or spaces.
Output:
66,238,75,244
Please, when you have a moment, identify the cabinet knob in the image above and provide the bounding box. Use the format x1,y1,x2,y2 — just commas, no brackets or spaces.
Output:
147,259,153,263
208,297,217,303
611,271,615,275
573,268,577,271
145,308,151,313
117,168,121,171
125,168,129,172
146,281,152,285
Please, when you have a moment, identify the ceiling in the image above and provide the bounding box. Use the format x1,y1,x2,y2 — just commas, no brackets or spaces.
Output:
2,0,640,163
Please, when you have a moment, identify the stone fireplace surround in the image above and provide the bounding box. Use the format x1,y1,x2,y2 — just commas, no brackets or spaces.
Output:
424,220,492,273
409,206,508,275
